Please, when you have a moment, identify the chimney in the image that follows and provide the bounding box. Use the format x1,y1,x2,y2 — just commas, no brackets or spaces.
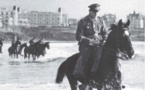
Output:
58,7,61,13
17,7,20,12
13,6,16,10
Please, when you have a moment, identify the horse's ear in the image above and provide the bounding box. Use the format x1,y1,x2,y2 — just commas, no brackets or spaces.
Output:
125,19,130,27
118,19,122,27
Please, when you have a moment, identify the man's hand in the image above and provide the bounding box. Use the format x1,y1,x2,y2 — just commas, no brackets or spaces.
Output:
94,34,102,41
89,39,99,46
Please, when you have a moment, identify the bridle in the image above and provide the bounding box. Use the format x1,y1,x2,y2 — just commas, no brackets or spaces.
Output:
102,27,130,60
103,47,129,60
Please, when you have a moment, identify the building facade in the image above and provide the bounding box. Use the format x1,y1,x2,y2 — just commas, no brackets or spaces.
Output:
0,6,30,29
127,11,145,30
0,6,69,28
26,11,59,27
102,14,116,27
19,7,68,27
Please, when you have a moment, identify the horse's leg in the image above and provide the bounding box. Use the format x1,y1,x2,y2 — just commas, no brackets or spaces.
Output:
113,70,122,90
14,53,15,58
17,54,19,58
67,75,77,90
32,54,36,61
25,53,28,59
28,54,30,60
15,53,17,58
17,52,18,59
111,62,122,90
37,54,40,58
24,52,26,59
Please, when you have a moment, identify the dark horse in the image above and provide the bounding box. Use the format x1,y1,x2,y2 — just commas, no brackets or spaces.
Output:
24,42,50,60
24,42,39,60
55,19,135,90
36,42,50,58
19,43,28,56
8,41,21,58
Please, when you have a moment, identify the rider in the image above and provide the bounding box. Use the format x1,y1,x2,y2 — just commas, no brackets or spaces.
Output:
11,35,21,50
11,35,17,47
73,3,108,85
0,38,4,53
29,37,35,46
38,37,44,44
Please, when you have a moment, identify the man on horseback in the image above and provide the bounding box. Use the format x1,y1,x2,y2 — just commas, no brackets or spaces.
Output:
73,3,108,85
11,35,21,52
11,35,21,46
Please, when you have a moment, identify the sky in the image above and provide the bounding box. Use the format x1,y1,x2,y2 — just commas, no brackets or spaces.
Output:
0,0,145,21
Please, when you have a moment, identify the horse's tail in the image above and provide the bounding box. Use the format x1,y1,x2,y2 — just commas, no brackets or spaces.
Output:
56,60,66,84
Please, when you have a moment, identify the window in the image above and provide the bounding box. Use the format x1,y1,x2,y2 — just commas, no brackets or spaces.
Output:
11,12,13,15
5,20,8,22
6,12,8,15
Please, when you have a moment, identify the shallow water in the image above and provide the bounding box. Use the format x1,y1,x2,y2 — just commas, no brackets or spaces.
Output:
0,41,144,90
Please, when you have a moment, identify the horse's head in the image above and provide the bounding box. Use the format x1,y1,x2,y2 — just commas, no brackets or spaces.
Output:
108,19,135,59
45,42,50,49
117,19,135,59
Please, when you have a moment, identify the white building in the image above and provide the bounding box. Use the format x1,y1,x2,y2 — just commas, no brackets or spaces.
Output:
0,6,30,29
19,8,68,27
0,6,69,28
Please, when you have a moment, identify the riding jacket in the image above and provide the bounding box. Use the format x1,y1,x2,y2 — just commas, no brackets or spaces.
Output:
76,15,107,46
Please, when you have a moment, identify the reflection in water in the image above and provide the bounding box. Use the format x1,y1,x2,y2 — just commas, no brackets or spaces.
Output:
0,58,65,84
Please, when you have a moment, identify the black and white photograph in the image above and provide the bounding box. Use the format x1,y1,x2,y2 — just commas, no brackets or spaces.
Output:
0,0,144,90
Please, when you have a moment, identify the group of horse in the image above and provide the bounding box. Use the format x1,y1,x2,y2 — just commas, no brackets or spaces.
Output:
8,40,50,60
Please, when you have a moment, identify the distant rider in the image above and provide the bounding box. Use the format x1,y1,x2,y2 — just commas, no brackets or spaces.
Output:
0,38,4,53
29,37,35,46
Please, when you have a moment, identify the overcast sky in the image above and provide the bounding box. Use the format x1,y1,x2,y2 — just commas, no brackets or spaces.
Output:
0,0,144,21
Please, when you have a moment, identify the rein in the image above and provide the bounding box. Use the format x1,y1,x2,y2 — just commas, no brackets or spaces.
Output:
103,47,128,60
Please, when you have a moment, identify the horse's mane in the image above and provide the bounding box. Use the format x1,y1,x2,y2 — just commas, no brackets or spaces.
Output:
104,24,118,48
45,42,50,44
109,24,117,31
